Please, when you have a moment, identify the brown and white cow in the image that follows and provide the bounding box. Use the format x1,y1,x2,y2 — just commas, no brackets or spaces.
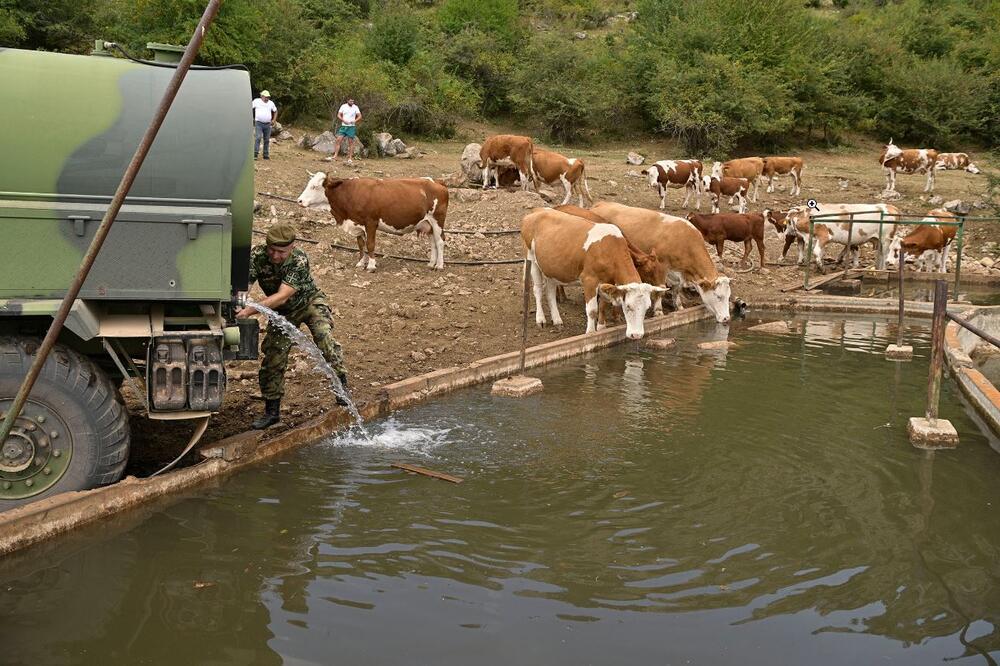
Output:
702,174,749,214
686,212,766,270
479,134,539,191
762,156,803,196
592,202,732,323
781,203,900,270
533,148,593,206
880,139,939,194
934,152,981,174
712,157,764,202
521,208,665,338
884,209,958,273
297,173,448,272
642,160,703,209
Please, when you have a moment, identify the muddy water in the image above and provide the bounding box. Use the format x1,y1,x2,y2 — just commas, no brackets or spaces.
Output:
4,315,1000,665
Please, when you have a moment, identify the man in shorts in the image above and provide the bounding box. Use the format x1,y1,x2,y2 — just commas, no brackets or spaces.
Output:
332,97,362,164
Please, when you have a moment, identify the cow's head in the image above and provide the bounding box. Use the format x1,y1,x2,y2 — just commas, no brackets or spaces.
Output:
297,171,331,209
881,139,903,165
627,246,667,290
966,161,982,174
702,174,714,192
763,208,788,233
642,167,660,189
884,235,904,268
710,161,724,179
694,276,732,324
598,283,667,339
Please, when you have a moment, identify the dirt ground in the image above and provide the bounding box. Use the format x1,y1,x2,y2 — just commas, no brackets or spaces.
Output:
129,130,999,472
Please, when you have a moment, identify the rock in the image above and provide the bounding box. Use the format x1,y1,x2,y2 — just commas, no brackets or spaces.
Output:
626,170,643,179
749,321,791,335
271,121,283,134
880,190,903,201
460,143,484,184
454,188,480,203
253,200,261,213
645,337,676,349
491,375,544,397
626,152,645,166
606,180,619,188
838,179,850,190
277,130,293,141
296,134,313,148
928,195,944,205
394,146,419,159
944,199,970,214
374,132,395,156
310,130,337,153
980,257,995,268
389,138,407,154
698,340,736,350
574,31,587,39
410,350,427,362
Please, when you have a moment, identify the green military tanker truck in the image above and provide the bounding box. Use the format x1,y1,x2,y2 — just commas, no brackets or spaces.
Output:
0,43,257,508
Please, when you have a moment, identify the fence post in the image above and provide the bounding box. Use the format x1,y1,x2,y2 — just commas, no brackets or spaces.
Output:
844,212,854,269
885,248,913,360
908,279,958,447
520,258,530,374
804,217,814,289
953,216,965,301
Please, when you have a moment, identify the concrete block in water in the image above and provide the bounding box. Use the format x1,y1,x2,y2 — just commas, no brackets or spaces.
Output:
885,344,914,360
491,375,543,397
748,321,791,334
908,417,959,449
698,340,736,350
645,337,676,349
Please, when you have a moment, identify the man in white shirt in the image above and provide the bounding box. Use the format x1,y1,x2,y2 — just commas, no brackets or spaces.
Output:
252,90,277,160
332,98,362,164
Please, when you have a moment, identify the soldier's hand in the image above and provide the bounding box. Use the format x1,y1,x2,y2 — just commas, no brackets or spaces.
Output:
236,307,257,319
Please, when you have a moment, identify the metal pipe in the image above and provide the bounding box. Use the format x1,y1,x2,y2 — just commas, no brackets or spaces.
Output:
0,0,223,446
897,249,905,347
804,216,814,289
520,259,530,374
954,216,965,300
946,312,1000,350
926,280,948,425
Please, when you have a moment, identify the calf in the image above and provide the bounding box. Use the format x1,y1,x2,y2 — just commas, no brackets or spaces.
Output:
592,201,732,323
533,148,593,206
884,209,958,273
880,139,939,194
480,134,539,191
686,212,766,269
762,156,803,196
935,152,981,174
642,160,703,210
521,209,665,338
297,173,448,272
782,202,900,270
702,174,749,214
712,157,764,201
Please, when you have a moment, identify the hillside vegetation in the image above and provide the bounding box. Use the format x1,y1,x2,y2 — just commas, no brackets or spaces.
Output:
3,0,998,154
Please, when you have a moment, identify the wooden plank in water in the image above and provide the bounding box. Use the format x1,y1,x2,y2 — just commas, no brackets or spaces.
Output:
391,462,464,484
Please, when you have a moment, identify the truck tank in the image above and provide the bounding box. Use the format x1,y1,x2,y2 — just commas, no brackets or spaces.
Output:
0,45,257,508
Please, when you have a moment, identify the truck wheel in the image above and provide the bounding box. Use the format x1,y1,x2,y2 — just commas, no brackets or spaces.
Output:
0,337,130,509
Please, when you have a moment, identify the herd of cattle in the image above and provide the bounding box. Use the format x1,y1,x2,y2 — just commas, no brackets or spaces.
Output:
294,134,984,339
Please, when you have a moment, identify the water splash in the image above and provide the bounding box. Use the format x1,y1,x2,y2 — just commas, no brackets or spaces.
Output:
247,300,368,436
327,418,452,454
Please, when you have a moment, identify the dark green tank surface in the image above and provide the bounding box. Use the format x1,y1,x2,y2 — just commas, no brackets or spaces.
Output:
3,316,1000,665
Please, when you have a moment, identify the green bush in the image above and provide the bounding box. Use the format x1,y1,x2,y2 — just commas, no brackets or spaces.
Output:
366,7,420,66
437,0,522,49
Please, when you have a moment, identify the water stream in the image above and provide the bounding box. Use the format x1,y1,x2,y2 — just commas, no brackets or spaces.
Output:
247,301,368,436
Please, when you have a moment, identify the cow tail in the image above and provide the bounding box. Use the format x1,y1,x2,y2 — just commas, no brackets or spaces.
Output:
529,152,541,190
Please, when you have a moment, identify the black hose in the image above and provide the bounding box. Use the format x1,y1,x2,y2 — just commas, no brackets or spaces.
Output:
107,42,248,71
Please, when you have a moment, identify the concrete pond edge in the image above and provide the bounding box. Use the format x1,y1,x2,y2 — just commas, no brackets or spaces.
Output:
3,292,997,556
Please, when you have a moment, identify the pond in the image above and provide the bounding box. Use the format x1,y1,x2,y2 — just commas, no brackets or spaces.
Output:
822,276,1000,306
3,315,1000,665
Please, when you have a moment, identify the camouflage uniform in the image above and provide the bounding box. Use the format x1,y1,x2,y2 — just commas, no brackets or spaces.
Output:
248,245,346,400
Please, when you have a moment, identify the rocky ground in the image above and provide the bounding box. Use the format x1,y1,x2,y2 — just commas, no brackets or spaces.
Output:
128,129,999,472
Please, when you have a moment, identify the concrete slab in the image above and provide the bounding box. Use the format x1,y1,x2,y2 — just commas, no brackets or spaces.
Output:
748,321,791,334
885,344,914,360
645,337,676,349
698,340,736,351
908,417,959,449
491,375,543,397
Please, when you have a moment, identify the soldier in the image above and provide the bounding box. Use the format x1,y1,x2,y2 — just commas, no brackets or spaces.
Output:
236,223,350,429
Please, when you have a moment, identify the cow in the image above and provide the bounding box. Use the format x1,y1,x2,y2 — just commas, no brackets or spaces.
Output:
641,160,703,210
781,203,900,270
934,152,981,174
479,134,539,191
521,208,666,339
591,201,732,324
702,174,749,214
296,172,448,272
712,157,764,202
762,156,803,196
533,148,593,206
762,209,797,258
884,209,958,273
686,212,766,270
880,139,939,194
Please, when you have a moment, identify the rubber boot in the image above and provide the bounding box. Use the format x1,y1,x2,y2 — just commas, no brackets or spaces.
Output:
335,374,350,407
252,399,281,429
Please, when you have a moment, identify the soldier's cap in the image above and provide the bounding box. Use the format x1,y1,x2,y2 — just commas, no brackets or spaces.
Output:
260,90,271,98
266,223,296,247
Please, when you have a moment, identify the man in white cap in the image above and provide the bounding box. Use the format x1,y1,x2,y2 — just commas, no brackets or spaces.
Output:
332,97,362,164
252,90,277,160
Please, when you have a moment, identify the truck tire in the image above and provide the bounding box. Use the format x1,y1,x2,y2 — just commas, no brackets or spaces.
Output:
0,337,130,509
